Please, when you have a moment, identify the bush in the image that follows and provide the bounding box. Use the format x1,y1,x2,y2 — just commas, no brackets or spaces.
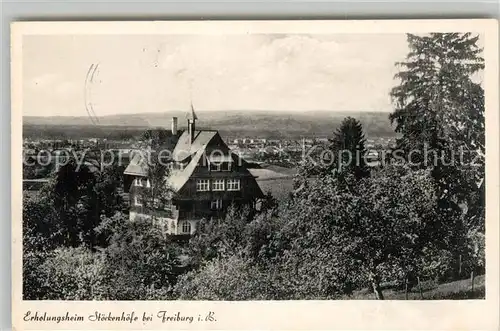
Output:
174,254,274,300
35,246,108,300
419,247,456,282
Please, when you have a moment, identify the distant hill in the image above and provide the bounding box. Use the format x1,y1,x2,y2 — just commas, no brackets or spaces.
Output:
23,110,397,139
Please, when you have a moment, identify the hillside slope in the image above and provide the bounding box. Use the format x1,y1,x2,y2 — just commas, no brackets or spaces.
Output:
24,110,396,139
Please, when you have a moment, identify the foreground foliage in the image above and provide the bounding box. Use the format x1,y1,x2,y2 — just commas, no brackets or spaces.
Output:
24,215,181,300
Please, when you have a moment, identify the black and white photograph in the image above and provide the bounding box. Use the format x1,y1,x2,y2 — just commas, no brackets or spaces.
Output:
11,19,499,330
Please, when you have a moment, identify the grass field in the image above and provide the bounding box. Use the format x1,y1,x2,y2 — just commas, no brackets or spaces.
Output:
256,177,295,201
251,165,296,200
347,275,485,300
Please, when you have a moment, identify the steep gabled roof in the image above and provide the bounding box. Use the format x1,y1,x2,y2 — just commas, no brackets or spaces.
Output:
124,153,148,176
167,146,207,192
124,130,219,192
172,130,218,162
124,147,206,193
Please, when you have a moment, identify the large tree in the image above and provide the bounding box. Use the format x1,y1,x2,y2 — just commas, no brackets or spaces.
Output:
94,159,126,217
25,156,125,248
37,159,99,247
280,166,440,299
389,33,485,280
390,33,484,151
389,33,484,207
187,205,253,269
96,214,182,300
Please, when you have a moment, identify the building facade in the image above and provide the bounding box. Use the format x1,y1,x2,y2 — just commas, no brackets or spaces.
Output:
124,109,264,235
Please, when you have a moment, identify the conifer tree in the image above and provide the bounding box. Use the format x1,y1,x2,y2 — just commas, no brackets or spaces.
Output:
390,33,485,278
390,33,484,179
390,33,484,213
330,116,370,179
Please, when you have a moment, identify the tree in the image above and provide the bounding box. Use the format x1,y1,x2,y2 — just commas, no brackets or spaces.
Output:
94,211,126,248
36,156,125,248
389,33,484,207
174,254,274,300
390,33,483,150
187,205,252,269
95,214,182,300
135,128,177,228
281,165,440,300
25,213,182,300
141,150,173,224
43,158,101,247
389,33,485,279
33,246,108,300
294,117,369,193
141,128,177,149
330,117,370,179
23,194,61,251
94,162,126,217
23,248,50,300
260,191,278,213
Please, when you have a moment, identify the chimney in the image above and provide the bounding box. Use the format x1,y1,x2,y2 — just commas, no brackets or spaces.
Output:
171,117,178,135
188,119,195,143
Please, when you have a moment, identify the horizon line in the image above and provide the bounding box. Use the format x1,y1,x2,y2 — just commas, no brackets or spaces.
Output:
23,109,393,118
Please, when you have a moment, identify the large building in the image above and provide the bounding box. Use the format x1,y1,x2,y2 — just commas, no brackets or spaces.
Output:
124,108,264,235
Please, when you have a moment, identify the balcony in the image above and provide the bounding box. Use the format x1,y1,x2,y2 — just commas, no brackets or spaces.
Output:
136,205,179,220
178,209,217,221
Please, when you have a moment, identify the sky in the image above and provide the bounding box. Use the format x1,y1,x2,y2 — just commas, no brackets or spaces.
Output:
22,33,412,117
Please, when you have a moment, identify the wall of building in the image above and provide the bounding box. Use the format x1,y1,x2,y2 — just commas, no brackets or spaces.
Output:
129,210,197,235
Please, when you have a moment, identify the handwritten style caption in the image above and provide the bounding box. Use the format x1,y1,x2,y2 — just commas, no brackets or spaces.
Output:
24,310,217,325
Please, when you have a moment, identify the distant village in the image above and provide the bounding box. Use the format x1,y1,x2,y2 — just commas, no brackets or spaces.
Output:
23,133,394,172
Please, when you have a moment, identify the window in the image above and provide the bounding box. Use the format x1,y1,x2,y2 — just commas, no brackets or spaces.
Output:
182,221,191,234
211,199,223,210
170,162,185,170
134,195,142,207
196,179,210,191
227,179,240,191
212,179,225,191
223,162,232,171
210,162,222,171
135,177,149,187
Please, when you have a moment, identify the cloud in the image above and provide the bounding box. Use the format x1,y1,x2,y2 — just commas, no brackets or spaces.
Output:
153,34,407,111
23,33,411,117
